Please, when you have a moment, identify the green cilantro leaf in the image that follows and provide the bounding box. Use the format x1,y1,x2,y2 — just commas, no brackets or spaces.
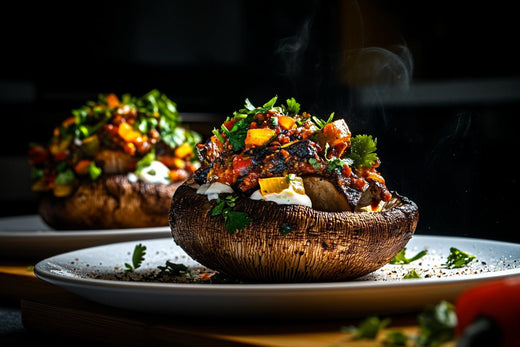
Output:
124,243,147,272
135,150,156,176
157,261,188,277
224,211,253,233
279,223,293,236
262,95,278,109
342,316,391,340
416,301,457,347
442,247,476,268
210,195,252,233
403,269,422,279
221,117,253,151
54,169,76,185
324,143,353,173
390,248,428,265
383,331,409,346
88,162,102,180
286,97,300,116
348,134,378,169
312,112,334,130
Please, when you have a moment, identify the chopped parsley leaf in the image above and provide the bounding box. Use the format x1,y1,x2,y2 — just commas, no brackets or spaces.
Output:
124,243,147,272
348,134,378,169
403,269,421,279
417,301,457,346
390,248,428,265
210,195,252,233
443,247,476,268
286,97,300,116
342,316,391,340
312,112,334,130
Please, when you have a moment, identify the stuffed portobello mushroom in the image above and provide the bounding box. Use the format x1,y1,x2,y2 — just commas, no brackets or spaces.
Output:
170,96,418,282
29,90,201,229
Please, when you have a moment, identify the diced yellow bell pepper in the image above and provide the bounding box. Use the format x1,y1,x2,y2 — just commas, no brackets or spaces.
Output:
53,184,74,197
118,122,141,142
259,175,306,197
278,116,296,130
174,142,193,159
245,128,276,147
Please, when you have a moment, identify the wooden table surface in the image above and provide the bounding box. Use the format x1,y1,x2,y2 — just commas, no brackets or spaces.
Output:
1,260,452,346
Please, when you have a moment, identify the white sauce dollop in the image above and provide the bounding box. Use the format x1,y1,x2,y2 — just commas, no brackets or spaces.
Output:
197,182,234,200
137,160,171,184
250,187,312,208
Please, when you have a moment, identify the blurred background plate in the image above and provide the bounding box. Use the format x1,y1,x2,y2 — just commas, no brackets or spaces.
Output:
0,215,171,260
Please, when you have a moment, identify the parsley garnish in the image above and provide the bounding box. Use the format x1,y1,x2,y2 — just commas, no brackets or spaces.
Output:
124,243,147,272
348,134,378,169
279,223,293,236
390,248,428,265
286,97,300,116
443,247,476,269
308,157,322,170
135,150,156,176
342,316,391,340
341,301,457,347
312,112,334,130
54,169,76,185
221,116,254,151
88,161,102,180
383,331,409,346
417,301,457,346
324,143,353,172
403,269,422,279
210,195,252,233
157,261,188,277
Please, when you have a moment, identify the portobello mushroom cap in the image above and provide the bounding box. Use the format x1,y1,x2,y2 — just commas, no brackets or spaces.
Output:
169,183,419,282
39,174,182,230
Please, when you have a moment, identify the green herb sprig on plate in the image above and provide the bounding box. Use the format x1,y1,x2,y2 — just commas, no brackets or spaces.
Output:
124,243,147,272
443,247,476,269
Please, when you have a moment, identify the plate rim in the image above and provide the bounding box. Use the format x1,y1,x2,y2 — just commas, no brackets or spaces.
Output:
34,234,520,293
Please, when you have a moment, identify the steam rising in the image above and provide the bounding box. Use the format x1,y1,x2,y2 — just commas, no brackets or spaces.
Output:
343,45,413,88
274,1,414,113
276,20,312,82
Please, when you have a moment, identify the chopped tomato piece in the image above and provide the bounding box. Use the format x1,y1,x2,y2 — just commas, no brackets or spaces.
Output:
232,155,253,176
74,160,92,175
223,119,237,131
54,151,68,161
105,93,120,108
28,145,48,165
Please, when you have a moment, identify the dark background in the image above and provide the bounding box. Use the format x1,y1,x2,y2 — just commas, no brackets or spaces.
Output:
1,0,519,242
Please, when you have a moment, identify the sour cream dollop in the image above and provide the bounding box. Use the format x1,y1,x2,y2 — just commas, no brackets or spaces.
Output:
127,160,171,184
250,186,312,208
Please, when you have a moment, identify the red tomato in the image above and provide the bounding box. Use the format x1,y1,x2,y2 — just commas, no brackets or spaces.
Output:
232,155,253,176
455,277,520,347
223,119,237,132
28,145,48,165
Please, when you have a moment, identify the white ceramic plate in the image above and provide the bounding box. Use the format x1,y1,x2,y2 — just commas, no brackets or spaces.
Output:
0,215,171,259
34,235,520,320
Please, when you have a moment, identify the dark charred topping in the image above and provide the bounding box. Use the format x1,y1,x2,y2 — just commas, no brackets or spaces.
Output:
196,96,391,210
